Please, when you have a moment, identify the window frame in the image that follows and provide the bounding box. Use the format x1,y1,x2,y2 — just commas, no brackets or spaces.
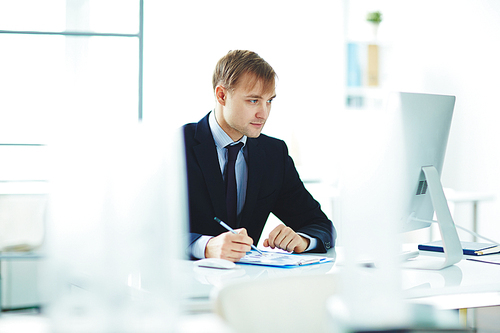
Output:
0,0,144,133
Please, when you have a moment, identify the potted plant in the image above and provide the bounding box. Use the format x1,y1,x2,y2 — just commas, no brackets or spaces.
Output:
366,11,382,40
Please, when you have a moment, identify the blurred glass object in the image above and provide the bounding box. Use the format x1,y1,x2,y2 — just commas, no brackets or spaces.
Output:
44,124,188,332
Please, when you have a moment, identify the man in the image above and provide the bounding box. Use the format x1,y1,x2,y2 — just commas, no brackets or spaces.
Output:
183,50,335,261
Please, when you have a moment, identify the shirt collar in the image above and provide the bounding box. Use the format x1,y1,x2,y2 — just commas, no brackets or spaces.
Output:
209,110,247,148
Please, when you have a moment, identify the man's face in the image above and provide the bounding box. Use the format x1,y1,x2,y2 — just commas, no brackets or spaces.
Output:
216,72,276,141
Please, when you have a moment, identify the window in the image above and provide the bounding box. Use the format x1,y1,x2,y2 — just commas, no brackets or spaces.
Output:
0,0,142,184
0,0,142,145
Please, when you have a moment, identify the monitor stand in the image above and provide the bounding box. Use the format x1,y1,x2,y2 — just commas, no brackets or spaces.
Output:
401,166,463,270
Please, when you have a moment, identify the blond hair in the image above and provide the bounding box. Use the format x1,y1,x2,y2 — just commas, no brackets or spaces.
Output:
212,50,276,93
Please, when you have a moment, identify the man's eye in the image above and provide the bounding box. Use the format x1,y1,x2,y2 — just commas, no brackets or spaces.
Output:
249,100,258,104
267,99,274,104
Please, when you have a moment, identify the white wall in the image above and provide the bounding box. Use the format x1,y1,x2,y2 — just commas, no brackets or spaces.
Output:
363,0,500,241
143,0,345,179
144,0,500,243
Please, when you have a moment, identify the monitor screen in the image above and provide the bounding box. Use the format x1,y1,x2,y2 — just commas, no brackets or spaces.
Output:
339,91,462,270
391,92,455,232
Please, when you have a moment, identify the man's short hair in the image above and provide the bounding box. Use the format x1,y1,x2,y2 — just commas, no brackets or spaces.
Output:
212,50,277,94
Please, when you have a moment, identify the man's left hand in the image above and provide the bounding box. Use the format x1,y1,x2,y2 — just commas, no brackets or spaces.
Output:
263,224,310,253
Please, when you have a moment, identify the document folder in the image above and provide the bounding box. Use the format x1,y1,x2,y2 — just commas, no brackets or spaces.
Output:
418,240,500,256
237,250,333,268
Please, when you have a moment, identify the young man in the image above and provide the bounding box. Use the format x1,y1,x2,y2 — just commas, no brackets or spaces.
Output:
183,50,335,261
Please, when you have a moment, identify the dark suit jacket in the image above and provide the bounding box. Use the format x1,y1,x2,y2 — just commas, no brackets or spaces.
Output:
183,113,336,254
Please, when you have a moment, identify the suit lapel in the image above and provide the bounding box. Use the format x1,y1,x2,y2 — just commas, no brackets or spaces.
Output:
239,138,265,227
193,115,227,222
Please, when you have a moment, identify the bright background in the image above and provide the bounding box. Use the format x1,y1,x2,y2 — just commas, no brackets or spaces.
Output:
1,0,500,246
144,0,500,244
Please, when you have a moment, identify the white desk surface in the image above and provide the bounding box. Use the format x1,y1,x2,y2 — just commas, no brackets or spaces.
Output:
401,251,500,310
180,248,500,313
1,247,500,332
0,313,233,333
180,251,337,313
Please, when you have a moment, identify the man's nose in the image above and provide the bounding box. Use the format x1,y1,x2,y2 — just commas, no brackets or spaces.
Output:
256,104,270,119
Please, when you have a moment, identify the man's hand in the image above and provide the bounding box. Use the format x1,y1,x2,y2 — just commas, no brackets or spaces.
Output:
205,228,253,262
263,224,310,253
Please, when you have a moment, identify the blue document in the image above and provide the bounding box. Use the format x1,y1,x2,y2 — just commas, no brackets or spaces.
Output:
237,250,334,268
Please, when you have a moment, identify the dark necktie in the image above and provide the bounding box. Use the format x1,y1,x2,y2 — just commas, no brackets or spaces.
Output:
225,142,243,226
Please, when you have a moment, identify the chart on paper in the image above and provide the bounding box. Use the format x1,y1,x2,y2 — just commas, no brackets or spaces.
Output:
238,250,333,267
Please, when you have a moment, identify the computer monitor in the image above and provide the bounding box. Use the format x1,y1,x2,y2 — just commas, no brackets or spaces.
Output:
339,91,462,270
389,92,462,269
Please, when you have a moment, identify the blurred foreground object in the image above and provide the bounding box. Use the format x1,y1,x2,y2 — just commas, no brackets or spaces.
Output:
44,124,188,332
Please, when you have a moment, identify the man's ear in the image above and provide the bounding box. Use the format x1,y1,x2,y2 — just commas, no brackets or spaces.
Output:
215,85,227,106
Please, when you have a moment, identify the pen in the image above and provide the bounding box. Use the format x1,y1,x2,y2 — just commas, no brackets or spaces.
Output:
214,217,264,255
475,245,500,256
298,258,320,266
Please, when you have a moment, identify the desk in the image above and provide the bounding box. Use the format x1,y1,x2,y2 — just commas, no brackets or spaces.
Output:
180,248,500,332
403,255,500,309
180,250,338,314
401,250,500,328
0,249,499,332
180,249,500,313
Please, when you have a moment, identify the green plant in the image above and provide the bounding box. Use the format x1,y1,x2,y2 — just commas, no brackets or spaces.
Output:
366,11,382,24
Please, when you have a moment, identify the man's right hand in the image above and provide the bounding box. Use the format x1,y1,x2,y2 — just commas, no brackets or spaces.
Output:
205,228,253,262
